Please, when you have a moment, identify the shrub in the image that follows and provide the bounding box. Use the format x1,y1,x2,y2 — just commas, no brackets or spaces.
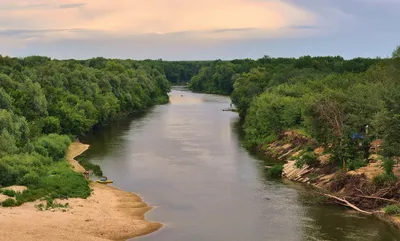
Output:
295,151,317,168
1,198,16,207
267,164,284,178
347,159,367,171
384,205,400,215
0,153,48,187
38,163,91,199
2,189,16,197
373,174,398,187
382,157,396,176
15,188,48,205
33,134,71,161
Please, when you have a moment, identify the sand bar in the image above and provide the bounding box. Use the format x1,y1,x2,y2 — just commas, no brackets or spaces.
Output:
0,142,162,241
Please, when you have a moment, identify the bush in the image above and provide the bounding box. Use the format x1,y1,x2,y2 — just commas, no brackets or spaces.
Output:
0,153,48,187
373,174,398,187
15,188,48,205
382,157,396,176
6,162,92,206
1,189,16,197
347,159,367,171
33,134,71,161
37,163,91,199
295,151,317,168
384,205,400,215
1,198,16,207
267,164,284,178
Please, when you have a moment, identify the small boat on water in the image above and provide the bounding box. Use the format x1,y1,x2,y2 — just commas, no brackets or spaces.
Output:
96,179,113,184
96,176,113,184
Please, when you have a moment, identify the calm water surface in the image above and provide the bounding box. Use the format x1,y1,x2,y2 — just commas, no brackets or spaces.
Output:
81,87,400,241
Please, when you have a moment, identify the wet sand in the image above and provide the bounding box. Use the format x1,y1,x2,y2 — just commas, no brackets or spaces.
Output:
0,142,162,241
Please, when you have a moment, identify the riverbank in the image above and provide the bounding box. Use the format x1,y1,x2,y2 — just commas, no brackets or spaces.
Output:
262,131,400,229
0,142,162,241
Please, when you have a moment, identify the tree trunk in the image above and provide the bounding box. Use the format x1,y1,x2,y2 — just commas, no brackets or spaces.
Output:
340,138,346,171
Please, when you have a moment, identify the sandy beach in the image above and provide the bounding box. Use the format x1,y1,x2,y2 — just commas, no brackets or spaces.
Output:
0,142,162,241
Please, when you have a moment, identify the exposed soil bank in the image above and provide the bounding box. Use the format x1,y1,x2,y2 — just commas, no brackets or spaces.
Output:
262,131,400,229
0,142,162,241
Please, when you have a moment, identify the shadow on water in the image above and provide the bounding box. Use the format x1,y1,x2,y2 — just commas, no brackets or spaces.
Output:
80,88,400,241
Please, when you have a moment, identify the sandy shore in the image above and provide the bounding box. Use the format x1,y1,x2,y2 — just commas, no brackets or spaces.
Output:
0,142,162,241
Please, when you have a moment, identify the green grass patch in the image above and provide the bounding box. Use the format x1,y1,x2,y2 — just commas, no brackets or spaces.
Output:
384,204,400,215
35,197,70,211
289,128,312,138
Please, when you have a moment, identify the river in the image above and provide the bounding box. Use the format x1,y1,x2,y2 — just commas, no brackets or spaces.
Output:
80,87,400,241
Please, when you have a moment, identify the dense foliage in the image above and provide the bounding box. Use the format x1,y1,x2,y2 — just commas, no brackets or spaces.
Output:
0,55,170,205
188,56,379,99
145,60,211,84
188,52,400,170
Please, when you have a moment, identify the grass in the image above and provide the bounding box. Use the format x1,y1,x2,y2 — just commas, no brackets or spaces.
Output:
384,204,400,215
289,128,312,138
35,197,70,211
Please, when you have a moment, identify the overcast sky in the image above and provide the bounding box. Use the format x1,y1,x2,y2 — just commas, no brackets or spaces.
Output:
0,0,399,60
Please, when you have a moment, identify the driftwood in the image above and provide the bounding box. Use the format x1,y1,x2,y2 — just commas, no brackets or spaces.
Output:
355,195,400,204
324,194,372,215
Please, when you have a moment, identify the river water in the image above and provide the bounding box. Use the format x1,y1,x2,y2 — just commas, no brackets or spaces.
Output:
81,87,400,241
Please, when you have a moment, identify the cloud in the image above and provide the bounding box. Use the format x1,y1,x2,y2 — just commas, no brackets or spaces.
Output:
59,3,87,9
288,25,320,30
0,0,316,41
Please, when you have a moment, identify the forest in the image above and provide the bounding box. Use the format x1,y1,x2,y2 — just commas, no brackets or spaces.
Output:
0,56,170,206
188,48,400,181
1,47,400,207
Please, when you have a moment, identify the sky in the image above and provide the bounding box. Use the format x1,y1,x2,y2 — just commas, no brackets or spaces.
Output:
0,0,399,60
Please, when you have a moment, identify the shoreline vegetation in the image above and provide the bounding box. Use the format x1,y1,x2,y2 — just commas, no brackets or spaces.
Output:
0,56,170,240
0,141,162,241
186,48,400,229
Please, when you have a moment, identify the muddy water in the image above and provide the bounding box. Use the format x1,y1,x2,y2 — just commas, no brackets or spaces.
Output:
81,87,400,241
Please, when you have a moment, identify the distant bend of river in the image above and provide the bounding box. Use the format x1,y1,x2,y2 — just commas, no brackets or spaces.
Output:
81,86,400,241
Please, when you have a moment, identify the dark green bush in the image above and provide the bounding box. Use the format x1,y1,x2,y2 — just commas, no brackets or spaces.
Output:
347,159,367,171
1,198,16,207
267,164,284,178
1,189,16,197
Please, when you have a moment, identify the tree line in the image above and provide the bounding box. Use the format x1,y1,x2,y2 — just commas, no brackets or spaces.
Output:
187,50,400,175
